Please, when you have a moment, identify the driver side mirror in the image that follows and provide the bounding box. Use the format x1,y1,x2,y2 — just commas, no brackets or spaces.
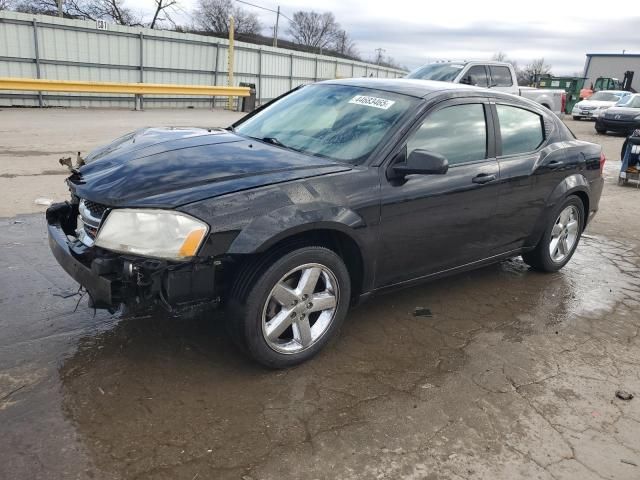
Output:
392,149,449,176
460,76,476,86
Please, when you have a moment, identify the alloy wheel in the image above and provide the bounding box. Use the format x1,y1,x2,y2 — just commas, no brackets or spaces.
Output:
549,205,580,263
261,263,339,354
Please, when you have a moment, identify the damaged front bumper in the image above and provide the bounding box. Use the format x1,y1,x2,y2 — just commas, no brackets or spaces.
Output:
46,202,221,313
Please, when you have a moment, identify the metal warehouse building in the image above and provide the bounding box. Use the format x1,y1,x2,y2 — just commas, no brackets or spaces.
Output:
583,53,640,91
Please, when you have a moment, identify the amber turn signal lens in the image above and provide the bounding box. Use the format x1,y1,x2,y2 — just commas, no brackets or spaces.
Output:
178,228,207,257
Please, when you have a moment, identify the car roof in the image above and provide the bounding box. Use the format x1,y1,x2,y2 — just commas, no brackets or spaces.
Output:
598,90,629,95
318,77,483,99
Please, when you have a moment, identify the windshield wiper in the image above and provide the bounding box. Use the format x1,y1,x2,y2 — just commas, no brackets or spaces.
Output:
262,137,286,147
261,137,304,153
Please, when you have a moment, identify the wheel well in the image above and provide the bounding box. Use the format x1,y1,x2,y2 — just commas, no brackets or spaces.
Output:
256,229,364,300
572,191,589,229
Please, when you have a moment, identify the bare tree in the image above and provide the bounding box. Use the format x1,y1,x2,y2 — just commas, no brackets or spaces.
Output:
14,0,141,25
287,11,339,52
0,0,15,10
13,0,58,15
522,57,552,86
378,55,401,70
83,0,140,25
333,29,358,58
491,51,508,62
149,0,178,29
195,0,262,35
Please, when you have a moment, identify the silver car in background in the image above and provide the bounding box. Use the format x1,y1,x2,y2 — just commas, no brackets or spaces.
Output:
572,90,631,120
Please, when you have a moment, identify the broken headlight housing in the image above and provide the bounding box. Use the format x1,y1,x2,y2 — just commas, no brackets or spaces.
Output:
94,209,209,260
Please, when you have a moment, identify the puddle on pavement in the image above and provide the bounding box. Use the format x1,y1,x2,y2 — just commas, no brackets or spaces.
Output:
1,227,639,479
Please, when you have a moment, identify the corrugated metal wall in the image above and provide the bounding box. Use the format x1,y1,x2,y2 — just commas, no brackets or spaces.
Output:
0,11,406,109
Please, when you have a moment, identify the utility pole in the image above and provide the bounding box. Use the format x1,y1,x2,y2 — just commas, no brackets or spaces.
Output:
57,0,63,17
273,5,280,48
227,16,234,111
375,48,385,65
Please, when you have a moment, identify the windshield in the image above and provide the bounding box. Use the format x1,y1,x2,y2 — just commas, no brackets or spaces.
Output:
589,92,622,102
619,95,640,108
235,84,417,163
616,96,632,106
406,63,465,82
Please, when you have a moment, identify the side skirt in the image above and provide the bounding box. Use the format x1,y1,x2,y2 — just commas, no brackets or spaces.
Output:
353,248,523,306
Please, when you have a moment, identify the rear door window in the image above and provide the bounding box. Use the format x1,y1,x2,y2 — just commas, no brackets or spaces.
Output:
496,105,544,155
489,66,513,87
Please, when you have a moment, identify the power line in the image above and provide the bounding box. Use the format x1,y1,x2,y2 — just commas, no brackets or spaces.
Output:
235,0,277,14
234,0,293,22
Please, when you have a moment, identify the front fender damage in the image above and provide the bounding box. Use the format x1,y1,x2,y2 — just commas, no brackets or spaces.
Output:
227,203,366,254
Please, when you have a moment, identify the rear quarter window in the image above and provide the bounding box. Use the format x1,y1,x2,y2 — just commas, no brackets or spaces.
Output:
496,105,545,156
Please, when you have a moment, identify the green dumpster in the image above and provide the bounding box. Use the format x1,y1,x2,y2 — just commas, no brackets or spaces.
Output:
538,76,587,114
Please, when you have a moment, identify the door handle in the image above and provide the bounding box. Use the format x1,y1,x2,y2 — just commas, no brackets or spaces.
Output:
546,160,564,169
472,173,496,184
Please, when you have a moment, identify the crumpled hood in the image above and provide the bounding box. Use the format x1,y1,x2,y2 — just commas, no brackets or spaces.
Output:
69,127,351,208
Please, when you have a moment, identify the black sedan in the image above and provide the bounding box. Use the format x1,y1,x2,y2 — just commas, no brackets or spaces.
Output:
47,78,605,367
596,94,640,135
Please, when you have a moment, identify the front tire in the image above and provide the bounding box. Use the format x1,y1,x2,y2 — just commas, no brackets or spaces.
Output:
227,246,351,368
595,126,606,134
572,116,580,121
522,196,584,272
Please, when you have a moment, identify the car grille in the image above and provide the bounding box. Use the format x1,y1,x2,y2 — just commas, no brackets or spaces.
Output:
581,106,597,111
79,199,109,241
605,113,636,121
83,199,108,219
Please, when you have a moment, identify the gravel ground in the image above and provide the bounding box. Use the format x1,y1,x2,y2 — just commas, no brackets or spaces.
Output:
0,110,639,480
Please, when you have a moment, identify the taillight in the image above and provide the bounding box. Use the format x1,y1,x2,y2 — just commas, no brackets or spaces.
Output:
561,93,567,114
600,152,606,175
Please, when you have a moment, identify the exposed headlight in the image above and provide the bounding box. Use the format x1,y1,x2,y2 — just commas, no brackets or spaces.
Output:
95,209,209,260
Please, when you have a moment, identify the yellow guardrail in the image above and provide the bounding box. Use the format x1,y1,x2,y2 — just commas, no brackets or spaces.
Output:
0,77,250,97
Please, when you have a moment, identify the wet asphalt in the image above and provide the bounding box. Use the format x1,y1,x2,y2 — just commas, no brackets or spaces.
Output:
1,117,640,480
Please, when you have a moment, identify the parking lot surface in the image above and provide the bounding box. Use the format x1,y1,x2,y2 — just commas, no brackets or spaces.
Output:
1,111,639,480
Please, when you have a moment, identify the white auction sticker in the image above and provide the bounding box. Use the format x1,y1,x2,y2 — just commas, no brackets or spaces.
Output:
349,95,395,110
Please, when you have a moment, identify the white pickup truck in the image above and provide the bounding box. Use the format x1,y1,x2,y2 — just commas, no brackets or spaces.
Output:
407,61,566,115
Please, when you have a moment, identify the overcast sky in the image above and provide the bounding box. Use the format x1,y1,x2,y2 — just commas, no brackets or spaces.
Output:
128,0,639,74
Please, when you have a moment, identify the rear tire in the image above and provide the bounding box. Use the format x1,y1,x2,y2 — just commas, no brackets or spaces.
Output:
522,196,584,272
227,246,351,368
572,116,580,121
